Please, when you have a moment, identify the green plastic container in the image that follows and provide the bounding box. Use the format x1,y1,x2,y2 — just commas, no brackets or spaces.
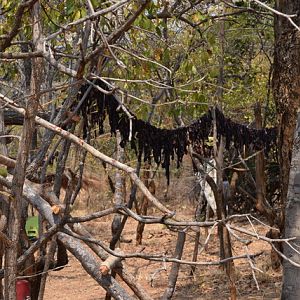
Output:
25,216,39,240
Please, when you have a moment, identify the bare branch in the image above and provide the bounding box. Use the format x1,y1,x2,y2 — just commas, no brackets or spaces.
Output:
0,51,43,59
0,0,38,51
0,92,172,215
44,0,131,41
251,0,300,31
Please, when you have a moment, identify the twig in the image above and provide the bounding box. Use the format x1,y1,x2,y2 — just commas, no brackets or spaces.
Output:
16,264,70,280
44,0,130,41
63,227,264,266
285,241,300,257
198,223,218,255
251,0,300,31
110,45,172,74
249,215,280,231
228,224,295,243
271,243,300,268
246,215,259,239
245,245,261,291
149,259,167,287
225,224,251,245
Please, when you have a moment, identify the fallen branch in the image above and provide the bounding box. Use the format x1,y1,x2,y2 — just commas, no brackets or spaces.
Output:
63,227,264,266
0,176,134,300
72,223,153,300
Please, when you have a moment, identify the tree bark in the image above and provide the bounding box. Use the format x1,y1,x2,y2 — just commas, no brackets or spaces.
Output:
4,2,41,298
110,131,126,250
273,0,300,229
0,97,8,299
254,103,266,212
107,131,126,300
161,231,186,300
281,112,300,299
213,110,236,300
136,163,155,245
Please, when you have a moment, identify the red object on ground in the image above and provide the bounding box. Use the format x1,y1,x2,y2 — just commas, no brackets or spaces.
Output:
16,279,31,300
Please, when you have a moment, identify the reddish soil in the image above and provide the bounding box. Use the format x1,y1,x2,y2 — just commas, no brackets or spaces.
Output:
44,165,282,299
44,210,281,299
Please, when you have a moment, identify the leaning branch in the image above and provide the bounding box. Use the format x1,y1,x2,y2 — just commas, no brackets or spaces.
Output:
0,51,43,59
0,92,172,216
0,176,134,300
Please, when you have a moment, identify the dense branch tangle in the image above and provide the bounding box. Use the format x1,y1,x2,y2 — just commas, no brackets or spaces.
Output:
76,80,277,184
0,86,281,299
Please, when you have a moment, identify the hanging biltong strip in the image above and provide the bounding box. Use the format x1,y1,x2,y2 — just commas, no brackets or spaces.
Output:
76,79,122,138
75,82,277,184
214,108,277,155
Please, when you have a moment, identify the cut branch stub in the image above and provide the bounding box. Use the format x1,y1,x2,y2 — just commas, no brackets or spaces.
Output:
100,248,124,276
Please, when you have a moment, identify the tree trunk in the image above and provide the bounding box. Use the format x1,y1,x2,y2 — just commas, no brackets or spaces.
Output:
0,99,8,298
213,110,236,300
110,132,126,250
136,163,155,245
161,231,186,300
107,131,126,300
281,112,300,299
273,2,300,297
4,2,41,298
254,103,266,211
273,0,300,230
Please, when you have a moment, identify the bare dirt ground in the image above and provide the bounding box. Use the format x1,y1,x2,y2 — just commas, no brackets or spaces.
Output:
44,164,282,299
44,209,281,299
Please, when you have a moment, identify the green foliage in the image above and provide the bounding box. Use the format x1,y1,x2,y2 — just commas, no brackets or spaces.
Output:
0,167,8,178
0,0,276,161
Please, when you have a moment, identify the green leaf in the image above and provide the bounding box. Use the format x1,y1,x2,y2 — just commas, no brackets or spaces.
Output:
191,65,197,74
66,0,74,15
0,167,8,178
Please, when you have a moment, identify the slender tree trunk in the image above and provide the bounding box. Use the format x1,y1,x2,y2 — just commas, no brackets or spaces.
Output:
0,100,8,298
136,163,155,245
213,110,236,300
4,53,31,295
110,131,126,250
4,2,41,298
273,1,300,297
215,138,236,300
255,103,266,212
37,239,56,300
161,231,186,300
0,110,8,158
107,131,126,300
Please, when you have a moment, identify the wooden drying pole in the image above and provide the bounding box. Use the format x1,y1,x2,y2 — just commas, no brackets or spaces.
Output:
212,108,237,300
